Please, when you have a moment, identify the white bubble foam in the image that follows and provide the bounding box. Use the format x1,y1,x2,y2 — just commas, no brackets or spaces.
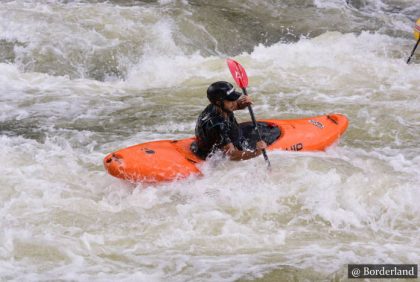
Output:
1,1,420,280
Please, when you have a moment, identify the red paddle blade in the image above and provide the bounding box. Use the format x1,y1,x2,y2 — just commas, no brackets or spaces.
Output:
227,58,248,89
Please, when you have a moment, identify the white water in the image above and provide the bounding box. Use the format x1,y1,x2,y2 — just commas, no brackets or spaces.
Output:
1,0,420,281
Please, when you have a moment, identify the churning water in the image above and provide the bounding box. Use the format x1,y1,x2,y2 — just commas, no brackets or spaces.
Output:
1,0,419,281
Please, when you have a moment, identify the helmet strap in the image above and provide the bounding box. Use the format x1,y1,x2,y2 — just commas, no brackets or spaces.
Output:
214,100,231,116
220,99,233,114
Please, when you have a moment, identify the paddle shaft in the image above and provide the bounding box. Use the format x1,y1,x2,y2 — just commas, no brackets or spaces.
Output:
242,88,271,167
407,37,420,64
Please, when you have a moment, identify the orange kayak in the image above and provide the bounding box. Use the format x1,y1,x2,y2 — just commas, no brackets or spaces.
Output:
104,113,348,183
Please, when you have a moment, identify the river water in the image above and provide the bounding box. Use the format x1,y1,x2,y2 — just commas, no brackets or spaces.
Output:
1,0,419,281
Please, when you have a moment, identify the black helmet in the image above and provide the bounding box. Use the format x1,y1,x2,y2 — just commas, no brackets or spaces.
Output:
207,81,241,104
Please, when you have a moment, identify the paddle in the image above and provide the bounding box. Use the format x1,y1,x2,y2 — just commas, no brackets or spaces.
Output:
407,18,420,64
226,58,271,168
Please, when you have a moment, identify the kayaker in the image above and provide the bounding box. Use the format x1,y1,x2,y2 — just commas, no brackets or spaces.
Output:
192,81,267,160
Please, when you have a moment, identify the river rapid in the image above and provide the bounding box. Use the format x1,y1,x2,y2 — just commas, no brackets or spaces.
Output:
1,0,419,281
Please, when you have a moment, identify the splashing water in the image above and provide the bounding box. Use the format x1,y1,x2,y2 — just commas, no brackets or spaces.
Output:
1,0,419,281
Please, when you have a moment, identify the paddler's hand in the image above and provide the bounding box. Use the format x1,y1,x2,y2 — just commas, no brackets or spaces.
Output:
256,140,267,152
236,95,252,110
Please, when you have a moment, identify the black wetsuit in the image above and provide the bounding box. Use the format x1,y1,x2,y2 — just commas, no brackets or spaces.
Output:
193,104,244,159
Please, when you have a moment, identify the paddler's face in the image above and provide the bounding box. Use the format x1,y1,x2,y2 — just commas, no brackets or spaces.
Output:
223,100,237,112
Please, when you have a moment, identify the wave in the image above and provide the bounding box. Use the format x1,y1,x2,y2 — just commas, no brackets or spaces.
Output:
1,0,418,81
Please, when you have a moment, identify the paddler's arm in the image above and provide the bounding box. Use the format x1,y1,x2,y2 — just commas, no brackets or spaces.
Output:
223,141,267,161
235,95,252,110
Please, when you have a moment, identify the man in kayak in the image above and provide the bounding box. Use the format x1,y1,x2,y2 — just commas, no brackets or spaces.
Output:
193,81,267,160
